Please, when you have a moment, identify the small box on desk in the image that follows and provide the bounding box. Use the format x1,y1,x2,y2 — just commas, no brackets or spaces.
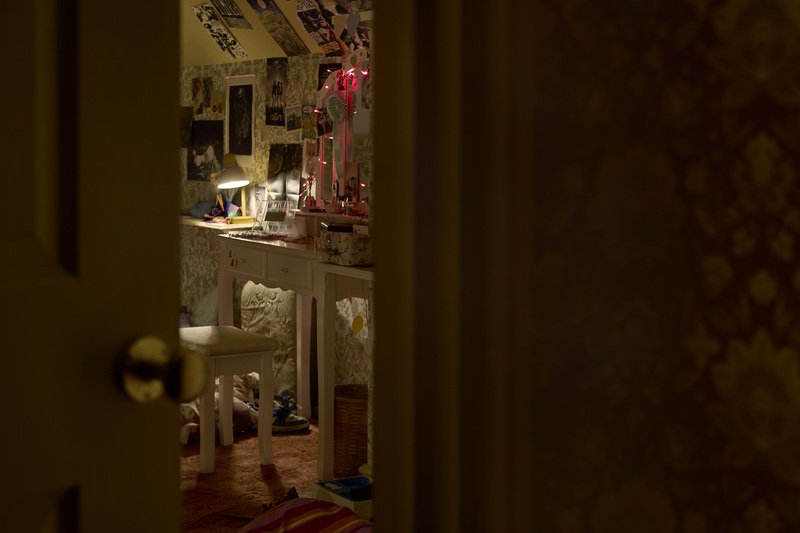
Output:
318,228,372,266
312,475,373,520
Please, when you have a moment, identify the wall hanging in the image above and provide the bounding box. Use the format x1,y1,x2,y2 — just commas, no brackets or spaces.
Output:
266,57,289,126
225,74,255,167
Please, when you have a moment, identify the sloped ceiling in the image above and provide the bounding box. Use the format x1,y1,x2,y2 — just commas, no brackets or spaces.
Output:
180,0,321,67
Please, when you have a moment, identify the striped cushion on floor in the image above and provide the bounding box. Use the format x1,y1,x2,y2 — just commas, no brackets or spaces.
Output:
237,498,373,533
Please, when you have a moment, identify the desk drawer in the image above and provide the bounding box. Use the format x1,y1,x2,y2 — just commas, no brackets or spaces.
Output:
227,247,266,277
268,254,311,289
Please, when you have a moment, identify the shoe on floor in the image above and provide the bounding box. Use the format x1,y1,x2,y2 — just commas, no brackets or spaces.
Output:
272,394,309,433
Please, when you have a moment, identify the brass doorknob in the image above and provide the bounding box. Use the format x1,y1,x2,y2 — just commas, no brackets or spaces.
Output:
119,336,208,403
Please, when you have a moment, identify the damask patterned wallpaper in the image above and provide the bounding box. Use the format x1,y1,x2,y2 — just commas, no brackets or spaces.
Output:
530,0,800,530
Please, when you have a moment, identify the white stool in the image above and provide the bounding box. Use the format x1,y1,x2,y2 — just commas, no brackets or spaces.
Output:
179,325,278,474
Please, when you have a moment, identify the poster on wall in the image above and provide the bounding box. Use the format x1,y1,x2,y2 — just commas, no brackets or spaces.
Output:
179,107,194,148
267,143,303,207
341,24,370,54
286,105,302,131
211,0,252,29
191,77,204,115
247,0,309,56
192,3,248,59
187,120,223,181
266,57,288,126
203,77,213,109
192,77,215,116
226,74,256,167
296,0,346,57
318,62,341,90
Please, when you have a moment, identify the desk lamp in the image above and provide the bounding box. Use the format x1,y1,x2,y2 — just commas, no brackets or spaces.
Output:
216,153,251,219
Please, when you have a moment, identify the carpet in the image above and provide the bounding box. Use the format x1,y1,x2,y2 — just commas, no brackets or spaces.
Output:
180,425,318,533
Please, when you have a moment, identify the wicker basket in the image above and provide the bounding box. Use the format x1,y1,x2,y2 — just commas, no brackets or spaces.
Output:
334,383,369,478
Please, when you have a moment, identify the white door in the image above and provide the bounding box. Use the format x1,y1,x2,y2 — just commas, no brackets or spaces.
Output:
0,2,183,532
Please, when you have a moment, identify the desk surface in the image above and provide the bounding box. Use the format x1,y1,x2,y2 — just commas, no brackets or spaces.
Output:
180,216,250,232
218,232,374,278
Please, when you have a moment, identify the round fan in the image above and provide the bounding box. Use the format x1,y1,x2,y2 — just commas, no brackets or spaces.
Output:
326,92,346,123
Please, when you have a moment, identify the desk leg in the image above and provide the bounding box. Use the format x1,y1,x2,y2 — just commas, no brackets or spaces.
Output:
296,293,312,419
219,375,234,446
316,272,336,480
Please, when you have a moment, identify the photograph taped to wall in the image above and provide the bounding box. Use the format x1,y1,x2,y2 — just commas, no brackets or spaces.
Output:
191,77,204,115
188,120,223,181
286,105,301,131
225,74,256,167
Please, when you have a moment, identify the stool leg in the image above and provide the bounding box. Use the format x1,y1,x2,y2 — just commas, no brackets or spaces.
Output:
199,363,216,473
219,374,234,446
259,353,274,464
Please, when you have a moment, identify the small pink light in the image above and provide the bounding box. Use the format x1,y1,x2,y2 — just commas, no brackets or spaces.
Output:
360,183,366,188
322,161,328,165
327,136,333,140
361,70,368,76
313,109,320,113
325,85,329,89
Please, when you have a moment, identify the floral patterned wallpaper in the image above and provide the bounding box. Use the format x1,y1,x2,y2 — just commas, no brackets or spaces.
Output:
179,56,372,400
529,0,800,529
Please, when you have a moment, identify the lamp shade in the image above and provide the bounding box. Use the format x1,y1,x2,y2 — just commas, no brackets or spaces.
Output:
217,154,250,189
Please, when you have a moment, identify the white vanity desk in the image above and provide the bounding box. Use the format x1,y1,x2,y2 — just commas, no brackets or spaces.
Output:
215,232,373,480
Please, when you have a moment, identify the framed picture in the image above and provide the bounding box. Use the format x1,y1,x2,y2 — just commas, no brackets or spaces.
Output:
225,74,256,167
